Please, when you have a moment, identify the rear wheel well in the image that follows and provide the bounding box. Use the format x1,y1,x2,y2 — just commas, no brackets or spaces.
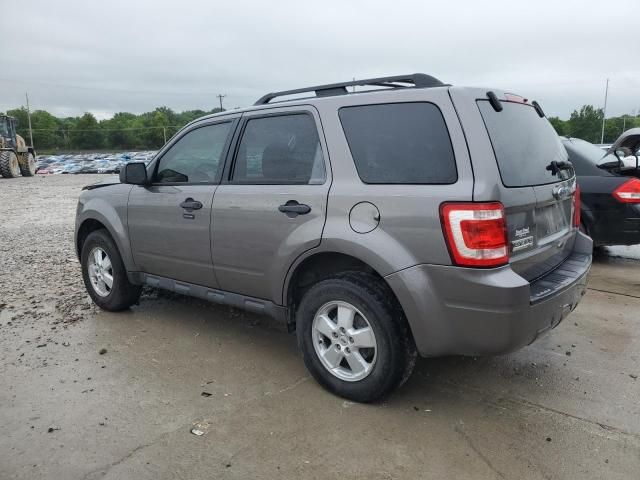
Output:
77,219,109,257
286,253,403,327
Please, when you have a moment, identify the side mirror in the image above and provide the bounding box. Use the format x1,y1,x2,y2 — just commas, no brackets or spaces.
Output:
119,162,148,185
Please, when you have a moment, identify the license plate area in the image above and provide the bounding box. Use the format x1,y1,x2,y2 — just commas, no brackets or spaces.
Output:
536,200,571,240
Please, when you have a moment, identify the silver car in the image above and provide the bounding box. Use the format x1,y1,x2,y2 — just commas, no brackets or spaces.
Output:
75,74,591,402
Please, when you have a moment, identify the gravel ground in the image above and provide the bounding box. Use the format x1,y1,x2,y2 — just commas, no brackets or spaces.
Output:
0,175,185,364
1,174,639,480
0,176,100,349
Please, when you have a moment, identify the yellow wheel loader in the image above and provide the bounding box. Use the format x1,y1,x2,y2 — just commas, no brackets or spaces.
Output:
0,114,37,178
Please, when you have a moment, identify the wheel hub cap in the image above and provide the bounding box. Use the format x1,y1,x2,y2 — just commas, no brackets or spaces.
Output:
311,300,377,382
87,247,113,297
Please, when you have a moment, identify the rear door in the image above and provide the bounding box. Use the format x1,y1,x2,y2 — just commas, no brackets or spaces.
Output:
211,106,330,302
452,88,577,281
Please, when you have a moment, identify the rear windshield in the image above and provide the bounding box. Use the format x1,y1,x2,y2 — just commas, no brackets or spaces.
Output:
477,100,570,187
339,102,457,184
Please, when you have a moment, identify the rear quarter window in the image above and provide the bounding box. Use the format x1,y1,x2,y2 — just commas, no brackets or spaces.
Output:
338,102,457,184
477,100,570,187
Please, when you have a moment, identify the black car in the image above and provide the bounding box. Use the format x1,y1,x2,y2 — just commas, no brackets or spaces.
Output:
562,131,640,247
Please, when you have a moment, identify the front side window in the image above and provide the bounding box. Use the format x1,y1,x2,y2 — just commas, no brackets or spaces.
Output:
155,122,232,183
339,102,457,184
232,114,325,184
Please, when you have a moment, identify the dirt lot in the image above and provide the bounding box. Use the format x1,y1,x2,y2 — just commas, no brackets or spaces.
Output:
1,174,639,480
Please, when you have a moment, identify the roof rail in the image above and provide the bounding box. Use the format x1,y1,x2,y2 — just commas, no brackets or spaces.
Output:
254,73,446,105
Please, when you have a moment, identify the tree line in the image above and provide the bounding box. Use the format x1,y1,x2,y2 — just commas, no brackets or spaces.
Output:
2,106,224,152
2,104,639,152
548,105,639,144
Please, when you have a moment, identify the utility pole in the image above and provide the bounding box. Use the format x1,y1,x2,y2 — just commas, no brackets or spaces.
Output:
600,78,609,144
25,93,34,147
216,94,226,111
162,126,167,144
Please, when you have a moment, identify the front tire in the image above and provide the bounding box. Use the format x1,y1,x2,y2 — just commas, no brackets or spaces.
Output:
0,151,20,178
81,229,141,311
297,272,417,403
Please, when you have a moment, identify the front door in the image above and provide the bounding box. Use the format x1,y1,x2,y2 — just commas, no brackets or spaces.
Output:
128,118,236,287
212,107,330,302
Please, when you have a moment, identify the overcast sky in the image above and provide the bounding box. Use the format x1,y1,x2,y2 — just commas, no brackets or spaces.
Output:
2,0,639,120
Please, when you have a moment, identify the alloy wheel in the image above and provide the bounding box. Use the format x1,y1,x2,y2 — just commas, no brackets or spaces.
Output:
87,247,113,297
312,300,377,382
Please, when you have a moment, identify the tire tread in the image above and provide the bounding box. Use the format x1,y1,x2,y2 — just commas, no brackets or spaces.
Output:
0,151,19,178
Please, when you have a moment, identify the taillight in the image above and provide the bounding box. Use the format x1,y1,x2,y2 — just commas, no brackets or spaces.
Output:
573,184,581,227
440,202,508,267
613,178,640,203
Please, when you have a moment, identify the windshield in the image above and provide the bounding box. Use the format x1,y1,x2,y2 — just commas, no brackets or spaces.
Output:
0,118,8,137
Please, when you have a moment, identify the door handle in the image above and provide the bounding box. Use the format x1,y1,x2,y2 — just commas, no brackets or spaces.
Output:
180,198,203,211
278,200,311,218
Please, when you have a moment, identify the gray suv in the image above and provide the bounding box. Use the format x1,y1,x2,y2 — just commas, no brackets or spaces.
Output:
75,74,592,402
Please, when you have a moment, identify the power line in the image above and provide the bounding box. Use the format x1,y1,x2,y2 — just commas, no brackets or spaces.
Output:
0,77,229,97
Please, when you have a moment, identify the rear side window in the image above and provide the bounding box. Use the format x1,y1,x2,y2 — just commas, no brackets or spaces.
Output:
339,103,457,184
231,114,325,185
477,101,570,187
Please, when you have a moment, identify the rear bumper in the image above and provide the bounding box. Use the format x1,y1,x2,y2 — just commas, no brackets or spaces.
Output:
386,232,592,357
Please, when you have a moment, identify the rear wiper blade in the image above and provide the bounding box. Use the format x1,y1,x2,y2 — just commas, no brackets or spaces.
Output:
546,160,573,176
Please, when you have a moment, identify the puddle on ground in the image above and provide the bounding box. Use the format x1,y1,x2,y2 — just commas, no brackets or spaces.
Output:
605,245,640,261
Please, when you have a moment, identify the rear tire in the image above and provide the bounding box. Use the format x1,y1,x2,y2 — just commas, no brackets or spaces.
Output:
297,272,417,403
0,151,20,178
81,229,141,311
19,152,36,176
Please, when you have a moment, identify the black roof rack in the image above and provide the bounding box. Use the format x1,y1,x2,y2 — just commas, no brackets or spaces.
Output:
254,73,446,105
